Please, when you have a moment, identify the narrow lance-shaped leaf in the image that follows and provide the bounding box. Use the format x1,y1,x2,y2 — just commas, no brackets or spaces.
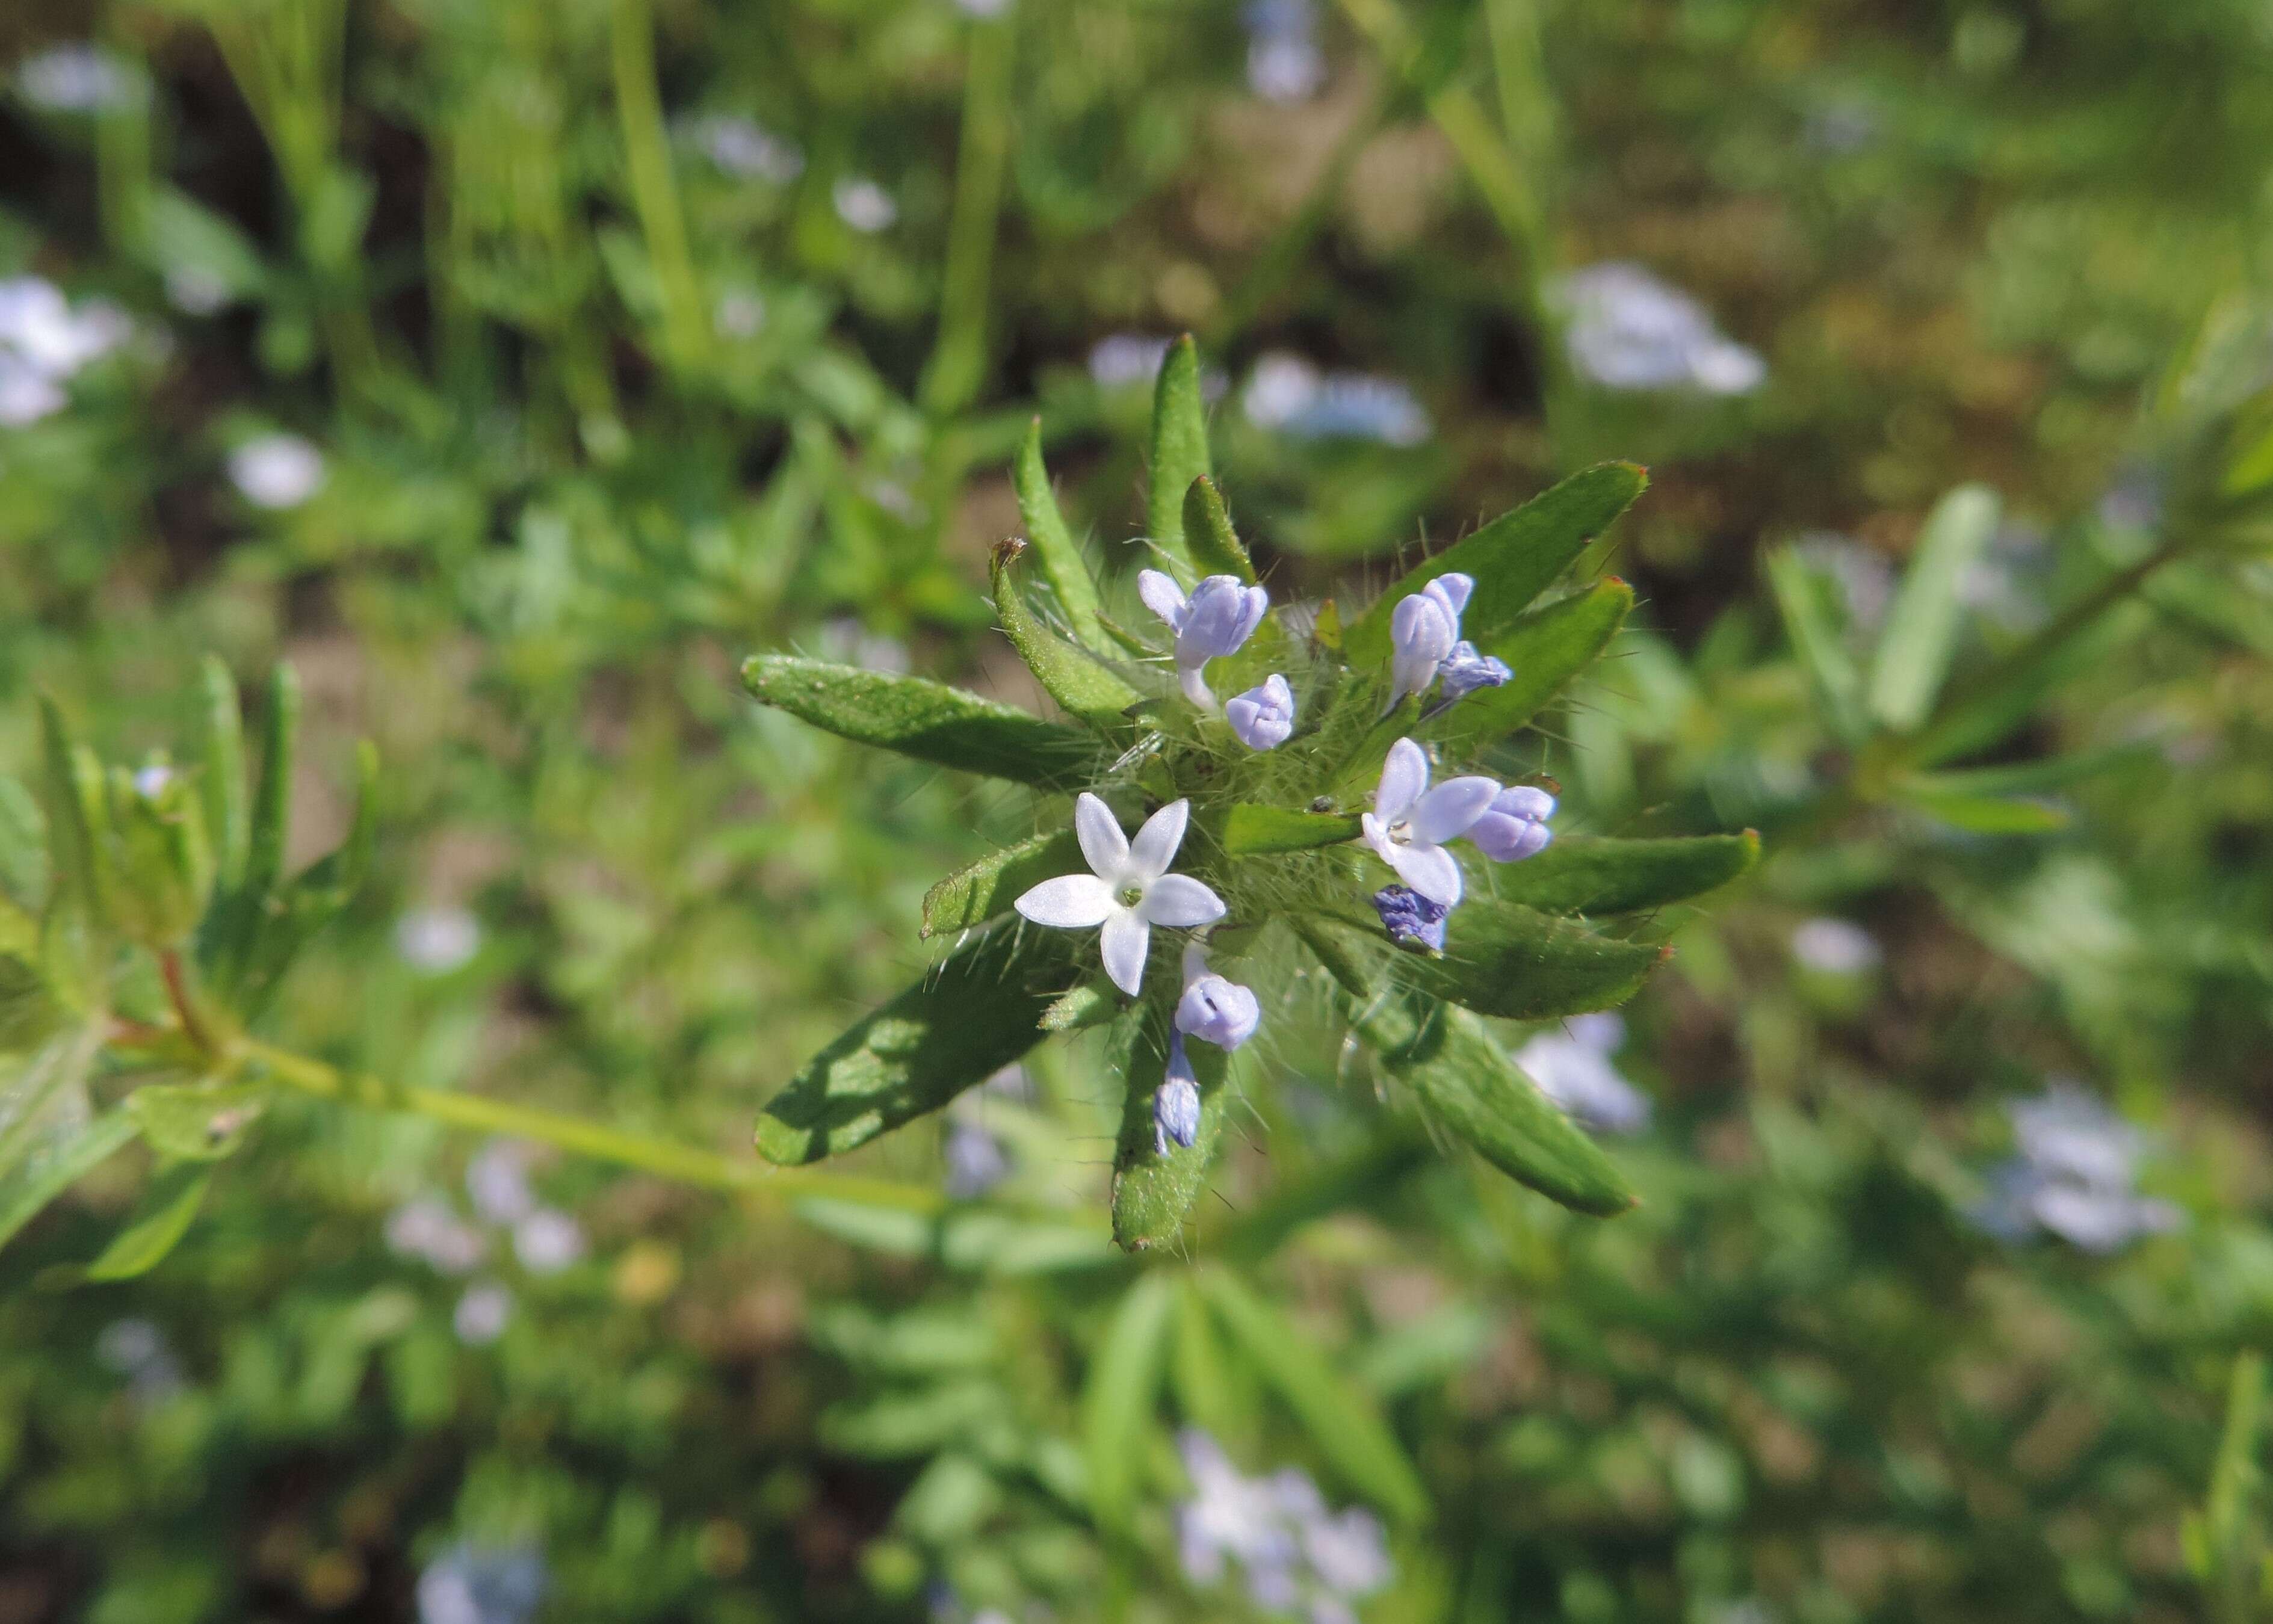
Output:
84,1163,212,1280
1488,832,1759,916
1314,900,1660,1023
991,541,1143,728
923,830,1084,939
1210,804,1362,856
1343,462,1645,666
1014,418,1111,653
246,662,302,898
1867,483,2000,733
1145,335,1211,581
743,655,1097,790
1109,998,1231,1252
1424,578,1632,752
37,697,111,924
756,923,1073,1165
199,655,250,889
1081,1272,1178,1532
1895,785,2069,835
1766,546,1867,746
1195,1265,1432,1525
0,775,47,906
0,1026,133,1254
1182,476,1257,584
1353,991,1637,1217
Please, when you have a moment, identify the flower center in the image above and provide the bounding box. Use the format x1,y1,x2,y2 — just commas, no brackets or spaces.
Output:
1118,885,1146,909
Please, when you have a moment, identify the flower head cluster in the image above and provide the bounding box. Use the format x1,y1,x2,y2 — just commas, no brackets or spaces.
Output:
1973,1083,2181,1253
0,275,130,427
1175,1430,1393,1624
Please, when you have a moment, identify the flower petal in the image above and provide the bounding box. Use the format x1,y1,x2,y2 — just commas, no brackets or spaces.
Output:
1387,841,1464,908
1137,569,1189,631
1409,776,1500,845
1375,738,1429,823
1139,872,1226,928
1099,909,1151,995
1014,873,1116,928
1430,572,1474,619
1074,792,1130,880
1128,798,1192,881
1359,812,1397,868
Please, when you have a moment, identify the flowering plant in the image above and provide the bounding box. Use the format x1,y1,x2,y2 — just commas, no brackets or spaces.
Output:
744,339,1757,1249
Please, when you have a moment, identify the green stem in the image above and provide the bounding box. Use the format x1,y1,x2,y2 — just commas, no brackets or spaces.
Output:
243,1039,950,1216
919,12,1015,418
610,0,709,371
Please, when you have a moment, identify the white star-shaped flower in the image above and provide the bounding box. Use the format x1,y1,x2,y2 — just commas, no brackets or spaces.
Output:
1015,795,1226,995
1359,738,1497,909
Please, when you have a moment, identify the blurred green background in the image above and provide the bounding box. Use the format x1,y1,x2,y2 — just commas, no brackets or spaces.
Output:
2,0,2271,1620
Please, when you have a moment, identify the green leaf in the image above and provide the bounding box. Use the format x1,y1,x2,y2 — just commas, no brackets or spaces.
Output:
199,656,250,891
1897,787,2070,835
1211,804,1362,856
246,664,302,900
0,774,46,907
1340,897,1662,1022
743,656,1097,790
923,830,1084,939
1911,600,2147,767
1080,1272,1178,1531
215,738,377,1019
991,542,1144,728
1765,546,1867,746
1015,418,1110,653
1109,1000,1229,1252
1902,742,2158,800
124,1082,267,1161
1424,579,1633,752
1195,1266,1430,1525
84,1164,212,1281
38,697,111,925
1489,832,1759,915
1343,463,1645,667
1867,484,2000,733
0,953,63,1052
1181,476,1257,584
757,924,1073,1164
1145,335,1211,580
1356,994,1637,1217
0,1028,132,1253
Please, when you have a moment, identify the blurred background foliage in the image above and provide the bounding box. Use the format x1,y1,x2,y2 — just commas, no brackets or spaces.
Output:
2,0,2271,1620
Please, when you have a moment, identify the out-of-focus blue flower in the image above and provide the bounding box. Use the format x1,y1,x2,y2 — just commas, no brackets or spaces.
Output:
944,1117,1012,1198
1242,352,1430,445
1560,262,1764,395
685,114,803,182
416,1544,546,1624
1514,1013,1652,1134
16,45,134,113
1174,1430,1394,1623
1790,916,1881,975
1972,1082,2183,1253
1243,0,1325,102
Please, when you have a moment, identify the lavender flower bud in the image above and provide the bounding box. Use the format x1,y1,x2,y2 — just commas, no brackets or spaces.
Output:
1224,673,1295,751
1467,785,1554,863
1387,574,1471,706
1155,1036,1202,1153
1176,966,1261,1050
1371,885,1447,952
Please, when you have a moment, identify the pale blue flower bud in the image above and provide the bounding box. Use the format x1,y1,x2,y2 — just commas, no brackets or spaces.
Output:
1155,1035,1202,1153
1387,573,1471,707
1467,785,1554,863
1224,674,1295,751
1176,951,1261,1049
1140,570,1271,706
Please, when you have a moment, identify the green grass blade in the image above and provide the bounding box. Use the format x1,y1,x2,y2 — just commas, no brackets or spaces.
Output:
1080,1272,1178,1532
